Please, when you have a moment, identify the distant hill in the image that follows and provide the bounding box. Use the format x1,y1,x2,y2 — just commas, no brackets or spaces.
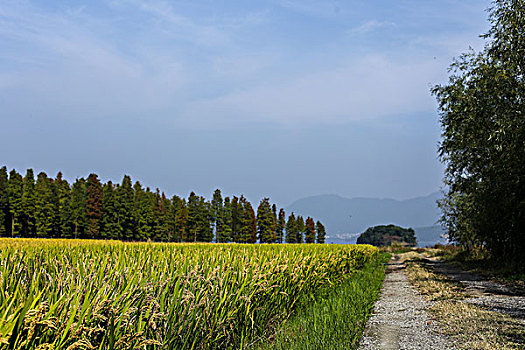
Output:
286,192,448,246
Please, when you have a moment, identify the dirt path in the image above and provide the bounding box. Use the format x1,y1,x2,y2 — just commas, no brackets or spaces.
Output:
358,256,454,350
425,258,525,320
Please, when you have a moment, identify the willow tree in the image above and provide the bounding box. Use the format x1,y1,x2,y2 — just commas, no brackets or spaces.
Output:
432,0,525,267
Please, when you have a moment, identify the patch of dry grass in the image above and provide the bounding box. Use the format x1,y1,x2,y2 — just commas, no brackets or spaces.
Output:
401,253,465,301
400,252,525,350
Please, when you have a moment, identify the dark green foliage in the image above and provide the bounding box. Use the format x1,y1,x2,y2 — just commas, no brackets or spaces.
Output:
219,196,233,243
316,221,326,244
34,172,57,237
305,217,316,243
101,181,119,239
86,173,103,239
277,208,286,243
211,189,223,242
153,191,173,242
237,196,256,243
231,196,240,242
55,172,73,238
0,167,9,236
0,166,326,244
432,0,525,268
21,169,36,237
295,216,305,244
271,204,278,243
285,213,297,244
8,169,23,237
356,224,416,247
172,195,188,242
257,198,275,243
70,178,87,239
116,175,135,240
187,192,213,242
133,182,154,241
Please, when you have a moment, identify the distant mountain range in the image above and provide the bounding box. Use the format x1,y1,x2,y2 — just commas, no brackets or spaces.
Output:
286,192,448,246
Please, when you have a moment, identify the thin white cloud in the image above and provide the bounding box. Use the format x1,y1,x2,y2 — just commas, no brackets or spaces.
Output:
272,0,341,18
179,55,443,128
347,20,397,35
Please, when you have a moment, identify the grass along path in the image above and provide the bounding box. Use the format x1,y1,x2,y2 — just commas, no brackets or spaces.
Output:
256,253,389,350
402,251,525,350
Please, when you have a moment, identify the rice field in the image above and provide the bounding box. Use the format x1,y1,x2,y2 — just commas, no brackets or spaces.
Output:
0,239,379,349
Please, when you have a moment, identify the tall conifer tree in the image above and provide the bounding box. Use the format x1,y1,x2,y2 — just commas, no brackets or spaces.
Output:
172,196,188,242
34,172,56,237
70,178,87,239
305,217,316,243
21,169,36,237
86,173,103,239
219,196,233,243
0,167,9,236
8,169,23,237
231,196,240,242
239,197,257,244
285,213,297,243
296,216,305,244
277,208,286,243
211,189,223,241
316,221,326,244
55,172,73,238
257,198,275,243
187,192,200,242
133,182,154,241
271,204,278,243
117,175,134,240
101,181,120,239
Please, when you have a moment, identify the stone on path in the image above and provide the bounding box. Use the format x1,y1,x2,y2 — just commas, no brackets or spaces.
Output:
358,257,454,350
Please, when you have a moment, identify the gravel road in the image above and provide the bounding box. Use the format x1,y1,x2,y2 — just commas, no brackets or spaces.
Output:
358,256,454,350
425,258,525,320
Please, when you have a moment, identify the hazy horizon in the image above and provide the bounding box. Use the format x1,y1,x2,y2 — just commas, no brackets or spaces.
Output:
1,0,491,207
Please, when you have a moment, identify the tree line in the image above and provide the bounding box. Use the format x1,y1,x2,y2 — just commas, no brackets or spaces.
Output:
432,0,524,267
0,166,326,244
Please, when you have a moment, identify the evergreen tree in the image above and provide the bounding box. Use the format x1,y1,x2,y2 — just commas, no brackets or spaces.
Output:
101,181,120,239
231,196,240,242
153,190,172,242
219,196,233,243
187,192,213,242
34,172,56,237
86,173,103,239
55,172,73,238
285,213,297,243
116,175,135,240
187,192,200,242
21,169,36,237
257,198,275,243
296,216,305,244
8,169,23,237
211,189,223,241
271,204,278,243
239,196,257,243
277,208,286,243
133,182,154,241
70,178,87,239
0,167,9,236
316,221,326,244
172,196,188,242
305,217,316,243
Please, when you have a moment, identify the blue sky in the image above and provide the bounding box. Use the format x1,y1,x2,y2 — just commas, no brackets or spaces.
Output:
0,0,491,206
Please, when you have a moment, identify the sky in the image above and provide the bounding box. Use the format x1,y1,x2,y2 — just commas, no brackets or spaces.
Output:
0,0,492,207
